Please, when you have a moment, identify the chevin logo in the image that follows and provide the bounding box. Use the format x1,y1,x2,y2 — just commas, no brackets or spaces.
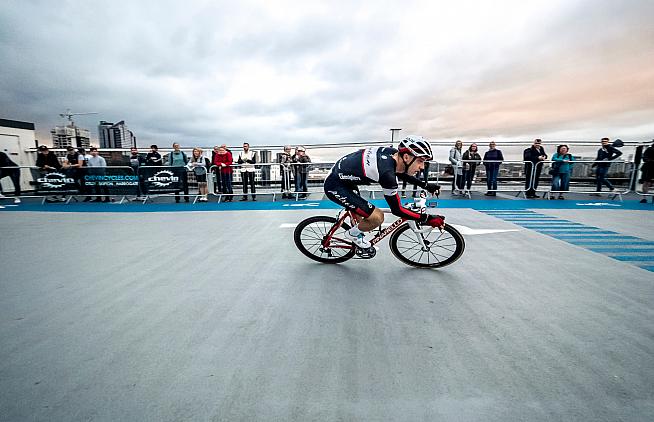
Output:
148,170,179,187
37,172,75,189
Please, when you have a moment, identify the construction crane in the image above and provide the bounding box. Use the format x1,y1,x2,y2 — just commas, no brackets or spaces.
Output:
59,109,99,127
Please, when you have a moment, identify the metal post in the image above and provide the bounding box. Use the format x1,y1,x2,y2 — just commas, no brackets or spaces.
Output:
390,128,402,146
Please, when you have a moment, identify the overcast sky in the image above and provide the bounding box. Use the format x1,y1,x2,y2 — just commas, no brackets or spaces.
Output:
1,0,653,148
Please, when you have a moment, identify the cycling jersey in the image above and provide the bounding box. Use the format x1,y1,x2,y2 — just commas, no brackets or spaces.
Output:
324,147,427,220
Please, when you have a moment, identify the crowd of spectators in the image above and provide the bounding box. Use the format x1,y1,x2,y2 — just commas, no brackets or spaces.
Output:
0,138,650,204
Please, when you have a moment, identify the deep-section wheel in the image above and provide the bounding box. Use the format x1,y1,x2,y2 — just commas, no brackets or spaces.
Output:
389,223,465,268
294,216,356,264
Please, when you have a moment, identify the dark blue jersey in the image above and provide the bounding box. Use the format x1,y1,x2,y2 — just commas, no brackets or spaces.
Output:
328,147,428,220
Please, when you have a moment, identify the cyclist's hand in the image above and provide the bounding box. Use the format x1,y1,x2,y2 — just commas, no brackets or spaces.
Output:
425,182,441,195
419,214,445,229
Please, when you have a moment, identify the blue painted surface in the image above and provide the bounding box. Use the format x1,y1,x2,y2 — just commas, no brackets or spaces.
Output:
2,198,654,213
588,248,654,253
480,209,654,272
611,255,654,262
566,241,654,246
535,230,616,234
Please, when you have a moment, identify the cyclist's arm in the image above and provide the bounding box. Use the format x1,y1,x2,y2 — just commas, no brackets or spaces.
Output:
396,172,440,193
396,172,425,188
383,190,423,220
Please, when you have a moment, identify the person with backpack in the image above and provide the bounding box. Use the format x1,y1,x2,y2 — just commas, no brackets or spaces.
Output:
167,142,189,203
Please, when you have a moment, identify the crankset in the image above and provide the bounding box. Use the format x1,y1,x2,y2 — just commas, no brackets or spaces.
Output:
354,246,377,259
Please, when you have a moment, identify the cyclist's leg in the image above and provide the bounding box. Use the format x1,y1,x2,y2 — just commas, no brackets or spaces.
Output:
324,175,383,232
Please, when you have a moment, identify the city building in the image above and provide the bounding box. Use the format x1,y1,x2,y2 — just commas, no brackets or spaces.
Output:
98,120,136,149
51,124,91,154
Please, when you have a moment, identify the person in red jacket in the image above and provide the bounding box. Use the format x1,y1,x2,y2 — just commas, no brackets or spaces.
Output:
213,146,234,201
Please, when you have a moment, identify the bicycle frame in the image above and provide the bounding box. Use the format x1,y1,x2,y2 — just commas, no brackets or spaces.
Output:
322,208,432,250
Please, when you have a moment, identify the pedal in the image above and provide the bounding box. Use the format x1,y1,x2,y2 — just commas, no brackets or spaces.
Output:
354,245,377,259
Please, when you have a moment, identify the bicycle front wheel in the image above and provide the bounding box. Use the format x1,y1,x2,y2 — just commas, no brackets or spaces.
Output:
389,223,465,268
294,216,356,264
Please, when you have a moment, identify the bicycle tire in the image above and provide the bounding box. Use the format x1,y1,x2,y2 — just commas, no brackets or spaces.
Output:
389,223,465,268
294,216,356,264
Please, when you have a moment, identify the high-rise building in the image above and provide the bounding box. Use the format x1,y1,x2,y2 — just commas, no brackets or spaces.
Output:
50,125,91,155
98,120,136,149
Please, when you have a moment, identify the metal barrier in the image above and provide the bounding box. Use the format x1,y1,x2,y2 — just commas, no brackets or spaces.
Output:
434,160,535,198
536,160,633,201
0,165,139,204
3,145,652,204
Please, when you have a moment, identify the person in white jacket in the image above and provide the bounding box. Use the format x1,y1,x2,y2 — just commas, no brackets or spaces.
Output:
449,140,464,195
237,142,257,201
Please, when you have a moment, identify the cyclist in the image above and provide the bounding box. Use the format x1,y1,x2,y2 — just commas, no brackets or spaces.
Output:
324,135,445,248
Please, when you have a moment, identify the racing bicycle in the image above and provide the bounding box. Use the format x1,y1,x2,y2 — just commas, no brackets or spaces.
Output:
293,193,465,268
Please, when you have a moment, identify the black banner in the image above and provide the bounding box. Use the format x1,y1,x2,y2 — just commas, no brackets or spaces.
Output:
35,171,78,193
140,167,184,194
81,167,139,195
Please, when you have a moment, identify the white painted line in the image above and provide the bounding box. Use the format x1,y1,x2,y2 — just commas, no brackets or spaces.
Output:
576,202,621,207
280,222,520,235
281,203,320,207
450,224,520,235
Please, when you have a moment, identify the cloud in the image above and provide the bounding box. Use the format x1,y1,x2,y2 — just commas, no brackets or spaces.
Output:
1,0,652,148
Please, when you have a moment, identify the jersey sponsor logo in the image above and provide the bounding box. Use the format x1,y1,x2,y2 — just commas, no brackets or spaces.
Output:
338,174,361,181
328,190,356,209
363,147,380,182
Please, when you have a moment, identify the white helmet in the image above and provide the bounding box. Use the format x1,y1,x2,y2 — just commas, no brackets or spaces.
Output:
398,136,433,161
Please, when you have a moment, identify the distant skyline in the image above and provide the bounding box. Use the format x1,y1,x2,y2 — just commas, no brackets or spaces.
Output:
1,0,653,147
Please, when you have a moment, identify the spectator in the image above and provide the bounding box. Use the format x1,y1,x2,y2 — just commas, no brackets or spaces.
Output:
0,150,21,203
402,161,430,198
523,138,547,198
87,147,110,202
214,146,234,201
145,144,163,167
187,147,211,201
279,145,293,199
36,145,61,172
462,143,482,194
167,142,189,203
142,144,162,197
128,147,146,199
211,145,222,194
36,145,65,202
63,146,85,198
550,144,574,200
237,142,257,201
483,141,504,196
640,141,654,203
448,140,464,195
293,146,311,199
591,137,622,195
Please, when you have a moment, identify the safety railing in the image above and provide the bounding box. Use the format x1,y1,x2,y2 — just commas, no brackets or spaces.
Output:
0,166,139,204
533,160,634,201
2,154,651,204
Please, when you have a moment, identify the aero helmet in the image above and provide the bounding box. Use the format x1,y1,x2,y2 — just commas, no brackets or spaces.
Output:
398,136,433,161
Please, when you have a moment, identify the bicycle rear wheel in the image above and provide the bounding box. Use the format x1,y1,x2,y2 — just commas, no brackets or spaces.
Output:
294,216,356,264
389,223,465,268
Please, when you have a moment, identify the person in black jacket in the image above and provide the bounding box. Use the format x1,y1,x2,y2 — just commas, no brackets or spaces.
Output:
0,151,21,203
36,145,62,171
640,141,654,203
35,145,65,202
462,143,482,194
128,147,147,198
592,137,623,194
523,139,547,198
